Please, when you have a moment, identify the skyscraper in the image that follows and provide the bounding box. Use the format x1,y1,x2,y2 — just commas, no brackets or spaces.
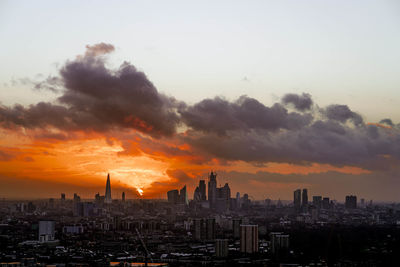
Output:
293,189,301,212
180,185,188,205
167,189,179,204
199,180,206,201
240,225,259,254
208,172,217,208
122,192,125,202
105,173,112,204
345,195,357,209
302,189,308,208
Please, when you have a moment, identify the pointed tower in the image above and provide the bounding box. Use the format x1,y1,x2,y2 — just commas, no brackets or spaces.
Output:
105,173,112,204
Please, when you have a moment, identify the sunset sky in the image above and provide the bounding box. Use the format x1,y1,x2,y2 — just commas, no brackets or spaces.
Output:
1,0,400,201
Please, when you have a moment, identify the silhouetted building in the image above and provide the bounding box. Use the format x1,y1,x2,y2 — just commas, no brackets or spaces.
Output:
302,189,308,208
193,186,201,202
345,195,357,209
233,218,242,239
208,172,217,208
240,225,258,253
39,221,55,242
313,196,322,209
294,189,301,212
61,193,65,201
180,185,188,205
322,197,330,210
199,180,206,201
206,218,216,240
122,192,125,202
167,189,179,204
193,218,204,240
215,239,229,258
105,173,112,204
270,232,290,254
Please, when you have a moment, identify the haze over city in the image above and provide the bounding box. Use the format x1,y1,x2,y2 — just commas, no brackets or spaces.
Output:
1,0,400,202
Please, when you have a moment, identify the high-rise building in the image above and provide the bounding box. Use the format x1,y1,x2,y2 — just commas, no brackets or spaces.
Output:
199,180,206,201
302,189,308,207
122,192,125,202
167,189,179,204
61,193,65,201
345,195,357,209
215,239,229,258
180,185,188,205
294,189,301,211
193,218,203,240
206,218,216,240
270,232,290,254
236,192,241,208
105,173,112,204
240,225,258,254
39,220,55,242
193,186,201,202
313,196,322,209
322,197,330,210
208,172,217,208
232,218,242,239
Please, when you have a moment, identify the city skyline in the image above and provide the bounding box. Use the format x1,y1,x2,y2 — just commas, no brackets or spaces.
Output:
1,1,400,201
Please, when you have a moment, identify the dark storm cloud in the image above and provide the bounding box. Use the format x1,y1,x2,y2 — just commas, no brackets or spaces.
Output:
1,44,400,170
380,118,394,127
182,119,400,169
0,43,181,137
179,95,313,135
281,93,313,111
324,104,364,125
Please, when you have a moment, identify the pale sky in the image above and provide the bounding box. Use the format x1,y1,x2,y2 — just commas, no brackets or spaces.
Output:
1,0,400,123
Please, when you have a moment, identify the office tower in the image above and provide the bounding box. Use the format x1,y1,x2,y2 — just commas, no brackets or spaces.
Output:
216,183,231,212
313,196,322,209
180,185,188,205
39,221,55,242
232,218,242,239
206,218,216,240
167,189,179,204
105,173,112,204
199,180,206,201
236,192,241,208
360,198,365,208
61,193,65,201
193,218,203,240
302,189,308,207
208,171,217,208
122,192,125,202
215,239,229,258
73,193,81,202
322,197,330,209
345,195,357,209
270,232,290,254
240,225,258,253
294,189,301,212
193,186,201,201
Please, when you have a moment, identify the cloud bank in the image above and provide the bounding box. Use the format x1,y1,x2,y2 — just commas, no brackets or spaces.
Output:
1,43,399,172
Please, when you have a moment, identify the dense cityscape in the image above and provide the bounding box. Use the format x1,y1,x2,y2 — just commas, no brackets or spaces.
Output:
1,172,400,266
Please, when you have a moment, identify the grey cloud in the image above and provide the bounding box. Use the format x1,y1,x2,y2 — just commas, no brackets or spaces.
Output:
84,43,115,57
281,93,313,111
380,118,394,127
179,95,313,135
324,104,364,125
182,119,400,169
0,44,181,137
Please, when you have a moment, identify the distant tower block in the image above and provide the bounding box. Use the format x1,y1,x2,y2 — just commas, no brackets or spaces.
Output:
105,173,112,204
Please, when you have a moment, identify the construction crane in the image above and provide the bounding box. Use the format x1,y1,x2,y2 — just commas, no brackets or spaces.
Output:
135,228,153,267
